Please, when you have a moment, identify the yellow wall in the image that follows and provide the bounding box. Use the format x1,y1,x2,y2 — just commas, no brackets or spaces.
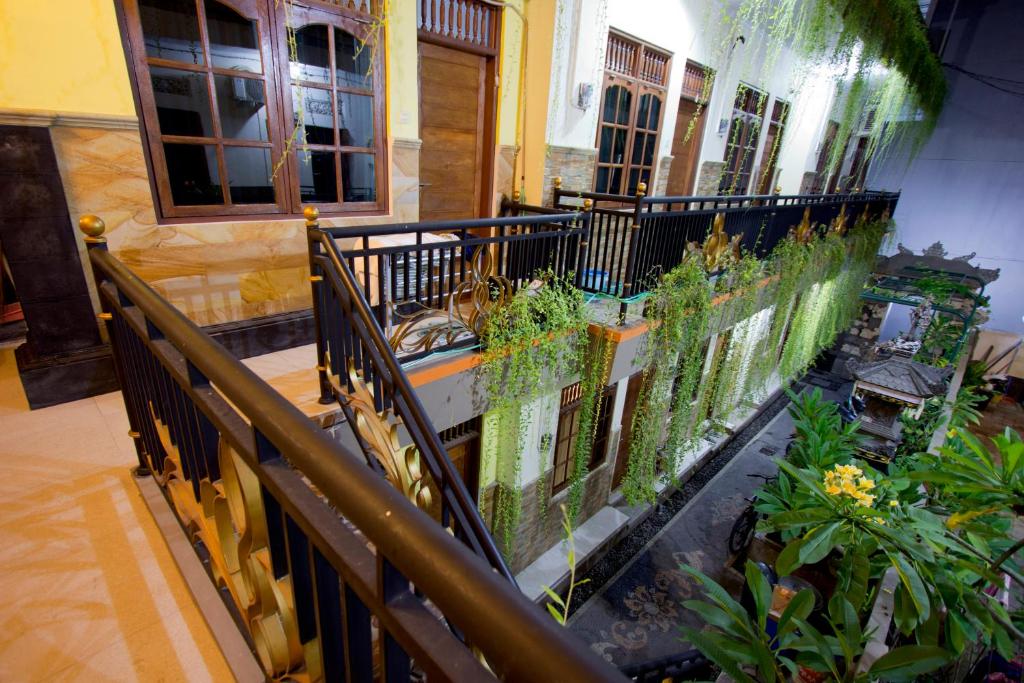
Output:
495,0,555,204
387,0,419,140
0,0,135,116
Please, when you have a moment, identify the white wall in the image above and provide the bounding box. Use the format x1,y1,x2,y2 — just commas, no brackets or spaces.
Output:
547,0,844,194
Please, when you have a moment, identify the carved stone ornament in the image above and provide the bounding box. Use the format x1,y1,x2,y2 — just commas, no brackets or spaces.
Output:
701,213,731,271
791,207,814,244
149,405,306,679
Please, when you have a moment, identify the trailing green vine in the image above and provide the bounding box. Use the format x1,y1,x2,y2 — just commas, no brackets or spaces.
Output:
481,272,588,556
567,331,613,523
711,253,764,422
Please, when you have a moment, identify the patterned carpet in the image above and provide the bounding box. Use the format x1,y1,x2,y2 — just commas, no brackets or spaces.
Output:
569,384,844,670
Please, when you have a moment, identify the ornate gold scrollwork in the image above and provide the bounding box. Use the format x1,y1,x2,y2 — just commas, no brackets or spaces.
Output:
856,203,871,228
387,245,514,356
831,203,848,236
791,207,815,244
701,213,731,271
339,360,433,510
148,406,306,680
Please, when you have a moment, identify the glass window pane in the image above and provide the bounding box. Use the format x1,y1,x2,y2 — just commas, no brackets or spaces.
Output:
214,75,269,141
595,166,609,193
644,134,656,165
342,153,375,202
610,166,622,193
617,89,632,125
649,96,662,130
205,1,261,72
297,150,337,203
337,92,374,147
140,0,203,64
627,168,639,195
163,143,222,205
293,86,334,145
151,67,213,137
224,146,275,204
598,127,613,163
291,25,330,84
631,132,645,165
335,28,372,89
613,128,626,163
602,86,619,123
636,94,651,130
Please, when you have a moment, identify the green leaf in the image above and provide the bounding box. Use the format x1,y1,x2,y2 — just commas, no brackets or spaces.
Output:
869,645,952,680
775,537,804,576
889,552,931,626
767,507,834,529
798,522,841,565
744,560,773,632
682,600,749,639
542,586,565,608
776,590,814,640
682,628,756,683
545,602,565,625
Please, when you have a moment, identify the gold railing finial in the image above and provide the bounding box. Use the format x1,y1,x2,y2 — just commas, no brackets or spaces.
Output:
582,198,593,211
553,176,562,190
79,215,106,243
636,181,647,197
512,189,521,202
774,185,782,195
303,206,320,226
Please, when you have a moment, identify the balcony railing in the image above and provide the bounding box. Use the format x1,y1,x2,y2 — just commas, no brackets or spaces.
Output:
81,215,623,682
553,182,900,317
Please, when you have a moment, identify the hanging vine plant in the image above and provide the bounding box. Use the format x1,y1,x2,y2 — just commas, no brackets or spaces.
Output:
711,253,764,423
566,331,614,523
480,272,589,556
623,256,712,504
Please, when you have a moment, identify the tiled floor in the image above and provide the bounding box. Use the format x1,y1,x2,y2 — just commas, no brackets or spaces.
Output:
0,347,233,681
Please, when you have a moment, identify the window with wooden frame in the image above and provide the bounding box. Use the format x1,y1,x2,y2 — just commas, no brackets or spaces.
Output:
756,99,790,194
594,30,671,195
551,383,615,495
719,83,767,196
120,0,386,220
810,120,839,194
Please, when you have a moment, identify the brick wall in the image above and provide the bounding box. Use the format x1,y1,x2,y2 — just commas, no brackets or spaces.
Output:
542,145,597,205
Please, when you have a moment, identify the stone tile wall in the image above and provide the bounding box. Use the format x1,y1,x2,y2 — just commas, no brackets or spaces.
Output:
831,301,888,377
695,160,725,196
542,145,597,205
651,155,674,197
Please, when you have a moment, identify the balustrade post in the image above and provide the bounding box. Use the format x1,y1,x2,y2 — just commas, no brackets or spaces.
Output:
79,215,150,476
551,175,562,208
305,207,334,405
618,181,646,323
574,198,593,289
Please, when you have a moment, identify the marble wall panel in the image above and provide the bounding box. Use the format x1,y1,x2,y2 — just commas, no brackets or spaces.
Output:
49,124,420,326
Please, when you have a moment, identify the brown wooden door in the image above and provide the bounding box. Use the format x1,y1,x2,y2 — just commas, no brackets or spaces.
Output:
418,41,490,221
665,98,706,196
613,372,645,490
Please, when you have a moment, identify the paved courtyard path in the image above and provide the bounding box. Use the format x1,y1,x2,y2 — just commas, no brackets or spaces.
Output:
569,379,846,670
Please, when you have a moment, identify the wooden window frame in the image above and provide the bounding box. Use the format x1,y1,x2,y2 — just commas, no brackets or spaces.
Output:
719,83,767,196
118,0,388,222
756,98,790,195
594,30,671,196
551,383,614,495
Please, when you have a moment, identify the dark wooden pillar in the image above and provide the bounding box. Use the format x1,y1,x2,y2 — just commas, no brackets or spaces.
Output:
0,125,116,408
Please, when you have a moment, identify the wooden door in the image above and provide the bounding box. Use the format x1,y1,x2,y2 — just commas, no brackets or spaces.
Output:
613,372,645,490
665,98,706,196
418,41,490,221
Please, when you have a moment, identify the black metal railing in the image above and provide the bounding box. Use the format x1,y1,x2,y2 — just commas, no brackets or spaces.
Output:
81,215,623,682
553,184,900,318
308,203,591,360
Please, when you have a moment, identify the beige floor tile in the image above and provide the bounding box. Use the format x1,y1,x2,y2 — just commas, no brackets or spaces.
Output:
0,348,232,681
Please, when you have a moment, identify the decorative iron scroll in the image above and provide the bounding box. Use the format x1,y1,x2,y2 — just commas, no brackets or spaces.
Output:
831,203,848,235
339,361,433,510
149,406,308,680
387,245,514,355
791,207,815,244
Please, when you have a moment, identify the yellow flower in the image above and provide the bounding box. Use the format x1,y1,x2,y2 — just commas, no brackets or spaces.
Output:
826,484,842,495
857,477,875,490
889,500,899,507
873,517,886,525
